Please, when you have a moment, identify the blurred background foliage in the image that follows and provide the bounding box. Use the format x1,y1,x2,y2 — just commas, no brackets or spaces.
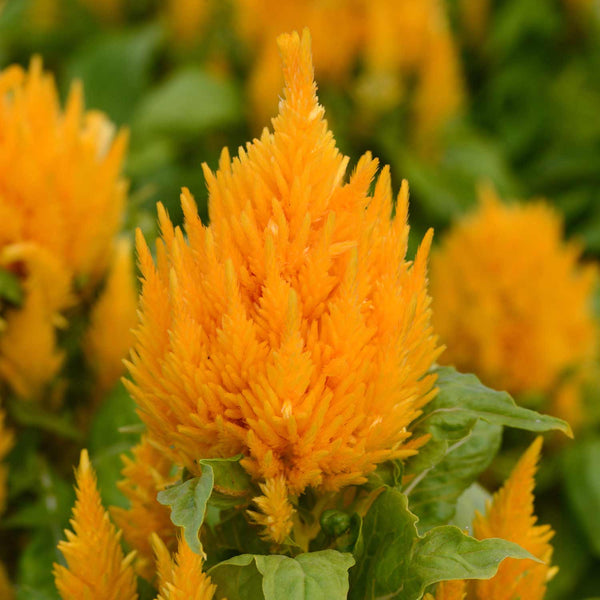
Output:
0,0,600,598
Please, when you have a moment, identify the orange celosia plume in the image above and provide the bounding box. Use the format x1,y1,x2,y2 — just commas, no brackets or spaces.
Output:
431,187,597,400
0,58,128,398
127,29,440,496
153,535,220,600
54,450,138,600
112,437,179,581
471,437,554,600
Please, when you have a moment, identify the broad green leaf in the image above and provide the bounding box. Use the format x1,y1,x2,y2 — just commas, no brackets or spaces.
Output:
199,455,254,508
257,551,354,600
134,67,241,138
209,554,264,600
209,551,354,600
157,468,214,555
404,367,568,531
429,367,572,436
0,268,23,305
562,438,600,557
350,488,533,600
17,528,62,600
403,525,535,598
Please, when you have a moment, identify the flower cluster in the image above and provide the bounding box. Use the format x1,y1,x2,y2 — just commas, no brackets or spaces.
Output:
127,29,440,503
430,186,597,423
0,58,137,400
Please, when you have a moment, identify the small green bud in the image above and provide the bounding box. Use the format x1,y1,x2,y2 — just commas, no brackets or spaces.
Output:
320,509,351,537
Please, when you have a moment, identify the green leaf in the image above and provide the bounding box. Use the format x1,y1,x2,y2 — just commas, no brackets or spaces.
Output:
0,268,23,305
404,367,569,531
430,367,572,436
449,483,492,537
7,399,82,441
562,438,600,557
198,455,254,508
209,554,264,600
134,67,241,138
350,488,534,600
88,381,142,508
65,24,162,124
157,468,214,555
209,551,354,600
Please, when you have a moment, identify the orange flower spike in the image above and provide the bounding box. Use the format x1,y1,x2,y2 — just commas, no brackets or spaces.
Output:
153,535,221,600
54,450,138,600
472,437,555,600
111,437,179,581
85,238,138,395
128,29,440,496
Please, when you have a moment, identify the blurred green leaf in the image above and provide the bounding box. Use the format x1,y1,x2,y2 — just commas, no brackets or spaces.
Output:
88,381,141,508
8,400,82,442
562,438,600,557
0,268,23,305
134,67,241,138
65,23,162,124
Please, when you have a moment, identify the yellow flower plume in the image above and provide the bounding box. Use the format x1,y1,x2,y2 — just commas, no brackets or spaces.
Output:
85,238,138,395
431,186,597,399
54,449,138,600
471,437,555,600
152,535,220,600
127,29,440,496
247,475,295,544
0,58,128,398
112,437,180,581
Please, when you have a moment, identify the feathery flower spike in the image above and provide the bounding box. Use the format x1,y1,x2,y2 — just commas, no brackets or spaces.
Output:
153,535,221,600
127,29,440,499
247,475,295,544
471,437,555,600
54,450,138,600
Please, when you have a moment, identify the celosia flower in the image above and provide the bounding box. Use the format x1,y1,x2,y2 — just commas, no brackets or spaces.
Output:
54,449,138,600
431,187,597,404
471,437,555,600
127,29,440,497
247,474,295,544
85,238,138,395
0,58,128,398
232,0,462,148
112,437,180,581
152,535,220,600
